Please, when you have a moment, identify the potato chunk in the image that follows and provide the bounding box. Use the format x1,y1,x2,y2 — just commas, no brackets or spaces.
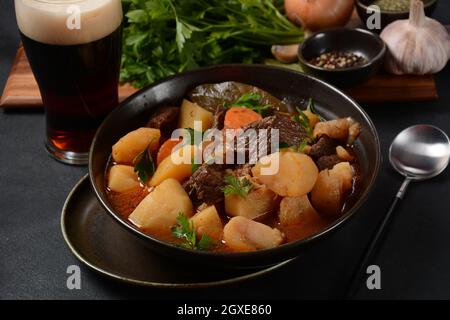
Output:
331,162,353,191
129,179,193,238
278,195,329,241
108,165,140,193
191,206,223,241
252,151,319,197
223,216,284,252
149,144,200,187
279,195,319,226
178,99,213,131
310,162,353,217
348,118,361,145
225,187,279,220
336,146,354,161
112,128,161,164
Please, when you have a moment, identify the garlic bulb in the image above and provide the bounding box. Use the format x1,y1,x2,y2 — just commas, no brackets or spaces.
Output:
380,0,450,75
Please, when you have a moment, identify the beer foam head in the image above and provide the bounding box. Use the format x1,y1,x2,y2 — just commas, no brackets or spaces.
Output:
15,0,122,45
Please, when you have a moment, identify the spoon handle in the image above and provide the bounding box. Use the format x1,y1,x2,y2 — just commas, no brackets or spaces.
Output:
345,177,412,299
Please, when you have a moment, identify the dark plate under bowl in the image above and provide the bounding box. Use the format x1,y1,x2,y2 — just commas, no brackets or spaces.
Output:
89,64,381,269
356,0,438,33
298,28,386,88
61,175,294,287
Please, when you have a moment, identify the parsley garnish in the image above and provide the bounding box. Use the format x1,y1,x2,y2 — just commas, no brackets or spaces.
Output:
133,143,155,184
221,175,253,198
278,139,309,153
297,139,309,153
305,98,325,122
292,107,315,142
224,93,272,116
171,213,213,250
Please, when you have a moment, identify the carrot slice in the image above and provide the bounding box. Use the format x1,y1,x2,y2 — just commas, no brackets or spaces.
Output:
156,139,181,165
224,107,262,130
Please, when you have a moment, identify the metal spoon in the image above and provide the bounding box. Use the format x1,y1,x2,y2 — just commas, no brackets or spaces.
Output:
346,125,450,298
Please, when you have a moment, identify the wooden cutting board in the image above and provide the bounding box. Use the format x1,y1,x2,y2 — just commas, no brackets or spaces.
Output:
0,45,438,109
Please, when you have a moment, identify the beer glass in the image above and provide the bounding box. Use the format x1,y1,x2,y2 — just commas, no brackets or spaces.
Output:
15,0,123,164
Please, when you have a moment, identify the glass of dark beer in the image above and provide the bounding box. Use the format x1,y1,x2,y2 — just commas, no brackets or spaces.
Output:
15,0,123,164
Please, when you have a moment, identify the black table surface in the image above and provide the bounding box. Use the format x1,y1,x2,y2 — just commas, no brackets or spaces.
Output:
1,1,450,300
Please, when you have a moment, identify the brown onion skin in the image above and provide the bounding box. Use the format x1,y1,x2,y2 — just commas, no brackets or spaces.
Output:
285,0,355,32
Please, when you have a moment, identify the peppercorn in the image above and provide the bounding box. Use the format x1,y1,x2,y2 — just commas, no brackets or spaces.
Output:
309,51,367,70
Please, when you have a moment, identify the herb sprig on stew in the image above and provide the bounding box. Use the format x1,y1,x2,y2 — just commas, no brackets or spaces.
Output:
292,109,314,140
305,98,324,121
172,213,213,250
221,175,254,198
133,143,155,183
279,139,309,153
224,93,272,116
292,98,321,142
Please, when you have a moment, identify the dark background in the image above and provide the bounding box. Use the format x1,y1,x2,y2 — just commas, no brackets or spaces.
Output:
1,1,450,300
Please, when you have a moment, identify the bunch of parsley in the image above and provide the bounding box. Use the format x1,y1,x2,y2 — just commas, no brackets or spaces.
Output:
120,0,304,88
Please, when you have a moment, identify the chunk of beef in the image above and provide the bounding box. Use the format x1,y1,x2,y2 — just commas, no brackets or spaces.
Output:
212,106,227,130
242,114,309,149
183,164,226,205
316,155,342,171
223,115,309,164
146,106,179,139
309,136,338,159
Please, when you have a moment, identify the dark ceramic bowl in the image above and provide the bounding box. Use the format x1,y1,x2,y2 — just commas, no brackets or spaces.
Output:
89,65,381,269
298,28,386,88
356,0,438,33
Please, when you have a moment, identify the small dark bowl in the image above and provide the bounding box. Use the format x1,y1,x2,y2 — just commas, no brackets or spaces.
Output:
356,0,438,33
89,65,381,269
298,28,386,88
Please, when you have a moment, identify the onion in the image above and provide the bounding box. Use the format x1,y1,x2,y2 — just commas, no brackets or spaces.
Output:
285,0,355,32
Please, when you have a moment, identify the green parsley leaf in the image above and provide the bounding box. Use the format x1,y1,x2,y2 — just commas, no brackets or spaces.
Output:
120,0,304,88
133,143,155,184
277,139,309,153
221,175,254,198
197,234,213,251
224,92,272,116
292,107,314,142
125,9,148,24
175,19,200,52
235,92,261,105
297,139,309,153
306,98,325,122
171,213,214,250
